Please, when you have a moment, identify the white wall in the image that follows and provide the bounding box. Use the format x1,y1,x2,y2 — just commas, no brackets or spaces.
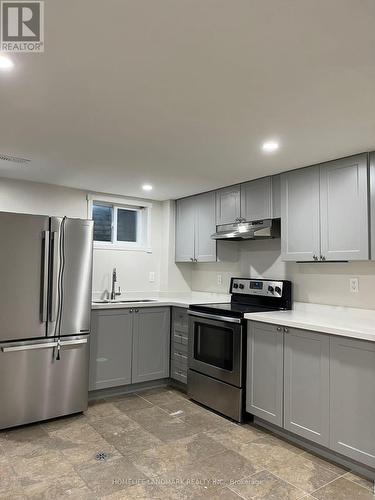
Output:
191,239,375,309
0,177,190,296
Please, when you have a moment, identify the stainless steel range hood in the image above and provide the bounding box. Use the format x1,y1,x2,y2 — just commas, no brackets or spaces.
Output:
211,219,280,241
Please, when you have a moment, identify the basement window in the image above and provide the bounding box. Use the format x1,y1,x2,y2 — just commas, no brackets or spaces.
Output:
91,200,151,251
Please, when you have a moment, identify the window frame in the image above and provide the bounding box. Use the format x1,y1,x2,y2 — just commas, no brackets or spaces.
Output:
87,194,152,252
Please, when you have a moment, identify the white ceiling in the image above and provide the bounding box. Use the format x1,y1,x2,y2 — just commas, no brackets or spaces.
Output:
0,0,375,201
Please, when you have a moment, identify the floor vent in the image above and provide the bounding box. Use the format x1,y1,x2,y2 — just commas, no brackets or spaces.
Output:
95,451,110,462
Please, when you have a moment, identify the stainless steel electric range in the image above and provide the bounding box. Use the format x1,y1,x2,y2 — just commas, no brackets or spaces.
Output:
187,278,292,422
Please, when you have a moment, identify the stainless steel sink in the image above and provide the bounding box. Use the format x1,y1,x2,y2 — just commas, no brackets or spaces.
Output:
93,299,157,304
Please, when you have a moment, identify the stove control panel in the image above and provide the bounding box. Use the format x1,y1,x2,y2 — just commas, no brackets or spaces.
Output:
231,278,284,297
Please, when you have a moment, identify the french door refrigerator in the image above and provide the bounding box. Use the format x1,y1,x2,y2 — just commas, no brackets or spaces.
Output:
0,211,93,429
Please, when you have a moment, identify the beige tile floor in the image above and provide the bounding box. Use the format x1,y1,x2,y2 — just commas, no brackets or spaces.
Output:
0,387,374,499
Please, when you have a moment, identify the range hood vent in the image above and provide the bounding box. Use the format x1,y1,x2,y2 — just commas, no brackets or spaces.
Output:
211,218,280,241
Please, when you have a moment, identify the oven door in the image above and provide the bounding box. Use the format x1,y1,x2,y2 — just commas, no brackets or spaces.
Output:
188,311,243,387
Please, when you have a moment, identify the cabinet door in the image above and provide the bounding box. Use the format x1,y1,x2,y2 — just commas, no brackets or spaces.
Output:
195,191,217,262
216,185,241,225
247,322,284,426
241,177,272,221
284,328,330,446
330,336,375,468
132,307,170,383
271,174,281,219
281,166,320,261
89,310,132,390
175,197,195,262
320,153,369,261
371,152,375,260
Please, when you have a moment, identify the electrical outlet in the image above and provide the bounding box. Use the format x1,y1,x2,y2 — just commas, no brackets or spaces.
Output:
149,272,155,283
217,274,223,285
350,278,359,293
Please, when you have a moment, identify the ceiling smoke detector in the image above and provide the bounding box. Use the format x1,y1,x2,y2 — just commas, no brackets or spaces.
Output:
0,154,31,165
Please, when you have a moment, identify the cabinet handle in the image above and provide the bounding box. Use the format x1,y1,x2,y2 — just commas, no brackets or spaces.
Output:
284,327,289,333
313,255,318,261
129,309,133,313
135,309,139,313
320,255,326,261
276,327,282,332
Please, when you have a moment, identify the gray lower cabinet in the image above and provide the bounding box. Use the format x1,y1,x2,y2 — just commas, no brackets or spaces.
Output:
247,320,375,468
89,309,133,390
246,322,284,426
284,328,330,446
170,307,189,385
132,307,171,383
90,307,170,390
330,336,375,468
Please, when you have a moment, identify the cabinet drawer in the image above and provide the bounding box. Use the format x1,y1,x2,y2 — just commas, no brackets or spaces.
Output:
172,308,189,333
171,361,188,384
171,340,187,355
172,350,188,367
173,330,188,346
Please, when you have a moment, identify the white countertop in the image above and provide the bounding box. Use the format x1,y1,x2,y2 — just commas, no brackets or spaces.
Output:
245,302,375,342
92,291,231,310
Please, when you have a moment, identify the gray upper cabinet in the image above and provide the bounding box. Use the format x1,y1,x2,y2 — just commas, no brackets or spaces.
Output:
241,177,272,221
175,196,195,262
247,322,284,426
281,154,369,262
330,336,375,468
89,309,133,391
281,166,321,261
175,192,216,263
215,185,241,225
369,152,375,259
320,153,369,261
271,174,281,219
284,328,330,446
132,307,170,384
195,191,217,262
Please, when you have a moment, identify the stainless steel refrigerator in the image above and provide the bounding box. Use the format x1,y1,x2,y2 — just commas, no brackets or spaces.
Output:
0,211,93,430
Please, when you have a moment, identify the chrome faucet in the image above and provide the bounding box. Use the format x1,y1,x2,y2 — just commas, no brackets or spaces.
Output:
110,268,121,300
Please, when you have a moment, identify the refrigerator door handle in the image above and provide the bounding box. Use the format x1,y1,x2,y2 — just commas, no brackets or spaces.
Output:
60,338,88,347
49,231,59,323
40,230,50,322
2,342,58,352
1,338,87,353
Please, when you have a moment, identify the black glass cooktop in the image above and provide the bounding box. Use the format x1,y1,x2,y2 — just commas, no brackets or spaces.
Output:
189,302,276,319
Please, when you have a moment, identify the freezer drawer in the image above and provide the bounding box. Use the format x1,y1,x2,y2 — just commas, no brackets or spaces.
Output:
0,335,89,430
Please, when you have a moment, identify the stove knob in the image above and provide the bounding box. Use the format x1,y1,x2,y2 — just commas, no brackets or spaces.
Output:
268,286,274,294
275,286,281,295
233,283,238,289
239,284,244,290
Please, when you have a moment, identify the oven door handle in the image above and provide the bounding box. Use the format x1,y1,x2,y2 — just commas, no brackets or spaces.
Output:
188,310,242,324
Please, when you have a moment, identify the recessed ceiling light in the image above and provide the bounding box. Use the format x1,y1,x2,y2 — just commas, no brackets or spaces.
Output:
0,55,14,71
142,184,153,191
262,140,279,153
